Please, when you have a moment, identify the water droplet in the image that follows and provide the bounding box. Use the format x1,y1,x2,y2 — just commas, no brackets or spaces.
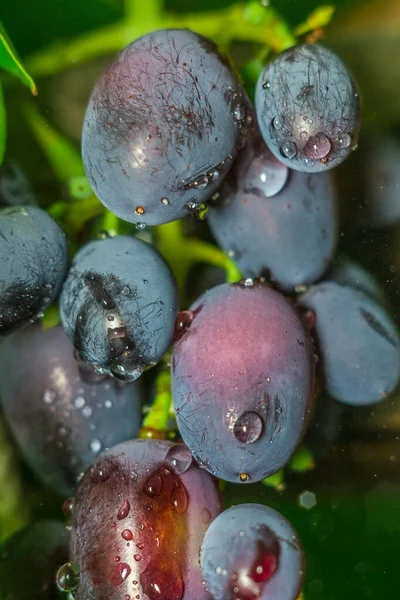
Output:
56,562,80,592
201,508,212,525
74,395,86,409
272,116,283,131
134,554,141,561
105,400,112,409
63,497,75,519
121,529,133,541
239,472,250,482
89,439,103,454
135,206,145,215
338,133,351,149
279,141,298,160
185,201,198,212
160,197,169,205
300,130,308,140
208,168,219,182
141,559,183,600
174,310,194,339
109,563,131,587
90,458,117,483
143,471,163,498
303,132,331,160
233,411,264,444
243,278,254,287
43,389,56,405
82,406,93,418
194,175,209,189
262,81,271,90
117,499,131,520
166,444,193,474
233,105,245,121
171,479,188,514
136,223,146,231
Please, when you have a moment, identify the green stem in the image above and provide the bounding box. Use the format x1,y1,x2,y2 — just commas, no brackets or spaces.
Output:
125,0,163,30
139,369,172,437
0,83,6,166
101,210,119,236
186,239,242,283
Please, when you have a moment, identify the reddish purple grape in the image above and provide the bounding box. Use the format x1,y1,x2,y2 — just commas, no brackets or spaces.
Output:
70,439,222,599
200,504,304,600
0,324,143,497
171,281,314,483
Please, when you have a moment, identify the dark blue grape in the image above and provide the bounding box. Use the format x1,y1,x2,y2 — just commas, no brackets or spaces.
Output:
200,503,304,600
0,520,69,600
297,281,400,405
0,324,143,497
172,281,314,483
0,206,68,336
82,29,254,226
0,162,38,207
70,439,222,600
255,44,361,172
208,135,338,290
328,256,385,304
60,235,179,382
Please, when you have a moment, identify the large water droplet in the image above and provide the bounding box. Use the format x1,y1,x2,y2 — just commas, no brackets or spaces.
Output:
171,479,188,514
244,152,289,199
63,497,75,519
279,141,298,160
121,529,133,541
338,133,351,149
233,411,263,444
90,458,117,483
109,563,132,587
272,116,283,131
303,132,331,160
166,444,193,474
143,471,163,498
117,499,130,520
174,311,194,339
56,562,80,592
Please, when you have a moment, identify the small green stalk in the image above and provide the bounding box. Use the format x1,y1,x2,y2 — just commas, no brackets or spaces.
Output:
139,369,173,438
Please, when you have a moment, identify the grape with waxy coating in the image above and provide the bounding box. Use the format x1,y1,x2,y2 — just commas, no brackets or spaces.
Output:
82,28,254,226
172,281,314,483
0,206,68,336
328,256,385,304
200,504,304,600
255,44,361,173
208,136,338,290
0,520,69,600
0,162,37,207
60,235,179,382
297,281,400,406
70,438,222,600
0,324,143,497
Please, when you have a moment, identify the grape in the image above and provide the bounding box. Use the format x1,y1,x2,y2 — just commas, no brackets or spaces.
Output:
297,281,400,406
70,438,222,599
60,235,179,382
328,256,385,304
208,135,338,290
200,503,304,600
0,520,69,600
255,44,361,173
0,206,68,336
0,162,38,207
82,29,254,226
172,281,314,483
0,324,143,497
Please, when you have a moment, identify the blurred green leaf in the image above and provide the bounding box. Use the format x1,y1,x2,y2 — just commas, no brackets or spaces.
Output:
0,83,5,166
262,469,285,491
0,20,37,94
294,5,335,36
288,446,316,473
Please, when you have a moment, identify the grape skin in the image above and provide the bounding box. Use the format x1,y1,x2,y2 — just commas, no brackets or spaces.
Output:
82,28,254,226
0,206,68,336
298,281,400,405
71,439,222,600
255,44,361,173
208,136,338,291
200,503,304,600
60,235,179,382
172,281,314,483
0,324,143,497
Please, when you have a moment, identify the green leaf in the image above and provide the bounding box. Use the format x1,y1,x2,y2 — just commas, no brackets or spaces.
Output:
0,20,37,95
0,82,5,166
288,446,315,473
262,469,285,491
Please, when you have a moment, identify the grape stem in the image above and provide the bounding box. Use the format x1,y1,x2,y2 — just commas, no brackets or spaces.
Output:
139,369,173,438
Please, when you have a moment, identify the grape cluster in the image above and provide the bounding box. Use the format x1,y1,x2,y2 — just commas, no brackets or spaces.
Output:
0,26,398,600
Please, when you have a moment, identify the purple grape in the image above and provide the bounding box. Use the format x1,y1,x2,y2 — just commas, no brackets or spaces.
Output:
82,29,254,226
255,44,361,172
328,256,385,304
171,281,314,483
0,520,69,600
0,324,143,497
208,136,338,290
0,206,68,335
60,235,179,382
69,439,222,599
200,504,304,600
298,281,400,405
